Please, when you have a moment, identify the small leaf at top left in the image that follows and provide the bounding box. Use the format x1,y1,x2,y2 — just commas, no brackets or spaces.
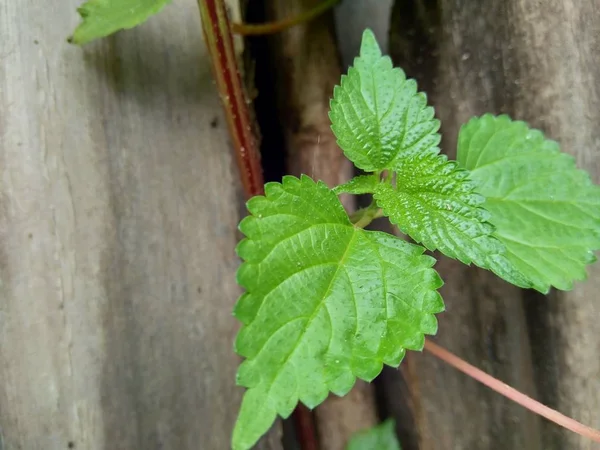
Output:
69,0,172,45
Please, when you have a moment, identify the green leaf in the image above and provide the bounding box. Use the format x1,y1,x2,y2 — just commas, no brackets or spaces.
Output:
68,0,172,45
333,174,380,195
457,114,600,292
329,30,529,288
373,152,531,288
233,175,444,449
346,419,401,450
329,29,440,172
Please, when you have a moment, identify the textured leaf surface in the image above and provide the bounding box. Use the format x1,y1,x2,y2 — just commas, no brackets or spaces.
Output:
346,419,401,450
374,153,531,288
233,175,444,449
69,0,171,45
457,114,600,292
333,174,380,195
329,29,440,172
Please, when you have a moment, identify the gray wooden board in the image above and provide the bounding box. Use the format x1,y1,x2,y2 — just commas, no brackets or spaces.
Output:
382,1,600,449
0,0,281,449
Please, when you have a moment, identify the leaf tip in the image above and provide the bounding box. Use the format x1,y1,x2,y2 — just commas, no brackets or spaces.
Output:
359,28,382,60
232,389,278,450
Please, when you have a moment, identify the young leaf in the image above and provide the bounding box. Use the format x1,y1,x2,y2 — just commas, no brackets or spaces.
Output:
373,153,532,288
68,0,172,45
328,29,527,287
346,419,401,450
457,114,600,292
233,175,444,449
329,29,440,172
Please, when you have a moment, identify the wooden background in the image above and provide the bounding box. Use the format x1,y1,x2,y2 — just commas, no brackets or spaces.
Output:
1,0,599,449
0,0,281,448
384,1,600,449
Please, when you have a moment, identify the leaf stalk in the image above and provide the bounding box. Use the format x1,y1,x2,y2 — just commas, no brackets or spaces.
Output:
350,202,383,228
424,339,600,443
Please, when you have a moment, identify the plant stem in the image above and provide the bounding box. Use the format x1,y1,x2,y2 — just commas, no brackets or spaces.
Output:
293,404,320,450
423,339,600,443
198,0,264,198
350,203,383,229
197,1,319,447
231,0,340,36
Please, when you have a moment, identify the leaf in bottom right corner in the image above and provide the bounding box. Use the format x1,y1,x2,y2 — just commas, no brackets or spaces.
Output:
457,114,600,293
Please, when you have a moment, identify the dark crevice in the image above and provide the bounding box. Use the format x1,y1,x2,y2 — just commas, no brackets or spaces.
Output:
522,289,566,449
388,0,440,100
242,1,300,449
374,365,420,450
243,0,287,184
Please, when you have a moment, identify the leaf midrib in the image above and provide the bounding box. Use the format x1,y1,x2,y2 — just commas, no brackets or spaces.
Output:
264,229,360,401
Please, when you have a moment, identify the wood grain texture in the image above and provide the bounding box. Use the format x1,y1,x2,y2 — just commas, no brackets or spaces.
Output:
261,1,378,448
0,1,281,449
384,0,600,449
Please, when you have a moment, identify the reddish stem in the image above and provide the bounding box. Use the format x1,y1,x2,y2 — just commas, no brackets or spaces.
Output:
198,0,264,198
424,339,600,443
293,404,320,450
197,1,319,448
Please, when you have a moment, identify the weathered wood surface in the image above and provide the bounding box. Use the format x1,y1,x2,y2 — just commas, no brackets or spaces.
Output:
384,1,600,449
0,1,281,449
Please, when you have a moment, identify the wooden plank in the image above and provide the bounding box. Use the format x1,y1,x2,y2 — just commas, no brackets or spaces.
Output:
504,3,600,448
383,0,600,449
0,1,281,448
